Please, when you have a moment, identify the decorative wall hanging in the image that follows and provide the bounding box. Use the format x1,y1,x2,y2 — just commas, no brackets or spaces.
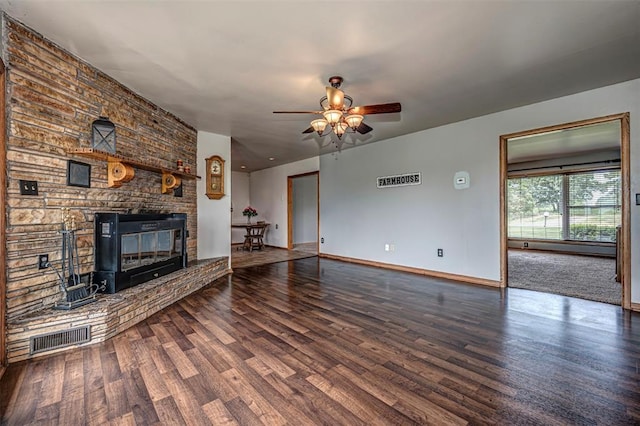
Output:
67,160,91,188
174,182,183,198
91,116,117,153
376,172,421,188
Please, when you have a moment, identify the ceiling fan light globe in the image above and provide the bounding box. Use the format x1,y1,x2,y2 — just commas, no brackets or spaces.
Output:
311,118,328,135
345,114,363,131
334,121,348,138
323,109,343,126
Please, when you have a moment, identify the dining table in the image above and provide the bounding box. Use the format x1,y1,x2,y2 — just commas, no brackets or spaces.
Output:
232,222,270,251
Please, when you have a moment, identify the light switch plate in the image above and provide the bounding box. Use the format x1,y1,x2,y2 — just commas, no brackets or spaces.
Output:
20,180,38,195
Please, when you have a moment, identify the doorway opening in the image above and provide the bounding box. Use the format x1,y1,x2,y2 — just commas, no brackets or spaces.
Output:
500,113,630,308
287,172,319,254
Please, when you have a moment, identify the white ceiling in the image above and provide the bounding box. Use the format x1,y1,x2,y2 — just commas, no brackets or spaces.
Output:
1,1,639,172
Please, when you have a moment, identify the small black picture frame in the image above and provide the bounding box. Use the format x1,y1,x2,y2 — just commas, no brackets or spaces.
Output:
67,160,91,188
174,182,183,198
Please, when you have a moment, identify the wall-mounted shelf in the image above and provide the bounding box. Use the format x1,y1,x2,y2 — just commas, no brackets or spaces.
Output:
66,148,201,190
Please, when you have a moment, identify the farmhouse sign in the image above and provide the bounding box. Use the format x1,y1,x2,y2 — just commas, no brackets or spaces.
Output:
376,172,422,188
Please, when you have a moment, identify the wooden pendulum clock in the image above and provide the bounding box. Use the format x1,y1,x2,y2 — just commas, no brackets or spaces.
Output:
205,155,225,199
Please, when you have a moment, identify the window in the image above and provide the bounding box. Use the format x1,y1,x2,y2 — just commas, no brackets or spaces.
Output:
508,175,562,240
567,171,620,242
508,170,620,243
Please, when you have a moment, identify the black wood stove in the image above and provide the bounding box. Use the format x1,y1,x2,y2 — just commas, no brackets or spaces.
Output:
94,212,187,294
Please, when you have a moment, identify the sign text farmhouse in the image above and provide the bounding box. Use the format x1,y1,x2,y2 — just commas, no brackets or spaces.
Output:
376,172,421,188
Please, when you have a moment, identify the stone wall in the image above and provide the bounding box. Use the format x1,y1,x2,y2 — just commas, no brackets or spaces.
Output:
3,16,199,322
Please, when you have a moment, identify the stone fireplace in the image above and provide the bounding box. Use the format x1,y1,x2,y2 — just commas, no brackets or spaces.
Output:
2,17,231,363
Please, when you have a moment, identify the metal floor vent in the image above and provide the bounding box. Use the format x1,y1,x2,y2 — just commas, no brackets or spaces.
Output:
30,325,91,355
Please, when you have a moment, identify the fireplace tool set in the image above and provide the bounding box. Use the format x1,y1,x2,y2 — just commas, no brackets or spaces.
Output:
45,208,102,310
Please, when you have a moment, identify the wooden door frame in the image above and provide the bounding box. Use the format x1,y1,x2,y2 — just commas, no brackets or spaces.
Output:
287,171,319,250
0,59,7,374
499,113,631,309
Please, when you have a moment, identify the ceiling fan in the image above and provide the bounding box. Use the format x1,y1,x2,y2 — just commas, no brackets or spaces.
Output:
273,76,401,139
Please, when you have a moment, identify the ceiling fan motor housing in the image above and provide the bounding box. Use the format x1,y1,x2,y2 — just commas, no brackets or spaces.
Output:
328,76,343,88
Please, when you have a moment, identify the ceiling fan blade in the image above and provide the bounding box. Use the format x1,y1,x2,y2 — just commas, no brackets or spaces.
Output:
302,126,314,134
356,122,373,134
326,86,344,110
348,102,401,115
273,110,323,114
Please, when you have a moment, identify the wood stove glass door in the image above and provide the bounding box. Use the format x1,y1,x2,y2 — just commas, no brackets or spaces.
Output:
122,234,140,271
140,232,158,267
157,230,172,262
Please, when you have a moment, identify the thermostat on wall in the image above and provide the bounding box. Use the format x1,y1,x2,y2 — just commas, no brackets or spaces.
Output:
454,171,470,190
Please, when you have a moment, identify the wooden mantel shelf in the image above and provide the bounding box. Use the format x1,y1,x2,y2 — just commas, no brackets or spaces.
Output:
67,148,200,191
67,148,201,179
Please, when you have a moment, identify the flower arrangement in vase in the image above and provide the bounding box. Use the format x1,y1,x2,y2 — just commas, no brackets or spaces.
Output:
242,206,258,223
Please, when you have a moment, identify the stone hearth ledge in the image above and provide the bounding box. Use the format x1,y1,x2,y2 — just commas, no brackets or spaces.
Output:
6,257,230,363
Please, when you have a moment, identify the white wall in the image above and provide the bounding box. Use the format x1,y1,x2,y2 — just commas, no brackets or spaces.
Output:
320,78,640,303
250,157,319,247
293,174,318,244
320,123,497,280
231,171,250,244
197,131,231,260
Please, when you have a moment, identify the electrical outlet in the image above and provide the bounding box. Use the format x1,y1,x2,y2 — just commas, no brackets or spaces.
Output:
38,254,49,269
390,244,395,251
437,248,443,257
385,244,390,251
523,242,529,248
275,224,279,229
20,180,38,196
321,237,324,243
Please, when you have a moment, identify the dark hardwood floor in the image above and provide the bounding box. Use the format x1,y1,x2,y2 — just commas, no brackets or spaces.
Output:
2,257,640,425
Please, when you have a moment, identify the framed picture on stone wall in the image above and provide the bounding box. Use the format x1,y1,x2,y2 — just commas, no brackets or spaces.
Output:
67,160,91,188
174,182,183,198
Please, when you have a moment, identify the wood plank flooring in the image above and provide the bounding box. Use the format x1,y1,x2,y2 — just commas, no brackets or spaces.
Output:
2,257,640,425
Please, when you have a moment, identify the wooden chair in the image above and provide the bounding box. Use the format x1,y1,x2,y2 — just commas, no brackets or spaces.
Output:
243,223,267,252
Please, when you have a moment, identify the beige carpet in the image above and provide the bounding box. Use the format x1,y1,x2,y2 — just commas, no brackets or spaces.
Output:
508,250,620,305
